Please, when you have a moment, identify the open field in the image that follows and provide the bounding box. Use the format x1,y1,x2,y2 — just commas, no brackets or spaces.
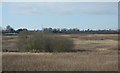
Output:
3,52,118,71
2,34,118,71
2,34,118,52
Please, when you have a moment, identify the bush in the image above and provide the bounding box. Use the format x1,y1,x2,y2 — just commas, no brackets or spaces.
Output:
17,32,74,52
17,31,32,52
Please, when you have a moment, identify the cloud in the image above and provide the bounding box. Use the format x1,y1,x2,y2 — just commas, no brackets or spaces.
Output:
10,2,118,15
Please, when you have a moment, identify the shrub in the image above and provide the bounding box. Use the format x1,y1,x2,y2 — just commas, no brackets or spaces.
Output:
17,32,74,52
17,31,32,52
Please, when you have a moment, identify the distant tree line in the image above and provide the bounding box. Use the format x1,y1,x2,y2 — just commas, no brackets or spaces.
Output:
43,28,119,34
2,25,120,35
2,25,28,35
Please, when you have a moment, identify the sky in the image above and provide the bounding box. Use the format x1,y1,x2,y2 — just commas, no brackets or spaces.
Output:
1,2,118,30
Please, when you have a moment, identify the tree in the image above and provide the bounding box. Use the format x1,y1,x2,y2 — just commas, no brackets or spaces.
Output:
6,25,15,33
16,28,28,33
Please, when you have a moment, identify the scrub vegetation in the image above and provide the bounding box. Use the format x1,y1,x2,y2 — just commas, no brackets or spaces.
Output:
17,31,74,52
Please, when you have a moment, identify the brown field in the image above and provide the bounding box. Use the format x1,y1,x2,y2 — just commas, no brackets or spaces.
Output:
2,34,118,71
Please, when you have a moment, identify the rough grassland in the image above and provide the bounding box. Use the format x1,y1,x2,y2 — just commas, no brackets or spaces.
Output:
2,34,118,71
2,52,118,71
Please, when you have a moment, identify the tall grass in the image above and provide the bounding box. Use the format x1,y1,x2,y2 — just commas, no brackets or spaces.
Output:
17,31,74,52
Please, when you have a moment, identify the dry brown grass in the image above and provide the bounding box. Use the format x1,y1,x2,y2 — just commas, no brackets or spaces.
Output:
2,36,18,51
66,34,118,52
2,34,118,71
2,52,118,71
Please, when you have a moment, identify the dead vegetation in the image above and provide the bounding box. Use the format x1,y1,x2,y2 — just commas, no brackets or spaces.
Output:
2,34,118,71
2,52,118,71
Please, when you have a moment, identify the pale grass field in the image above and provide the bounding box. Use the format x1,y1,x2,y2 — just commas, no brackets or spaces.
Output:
2,52,118,71
2,34,119,71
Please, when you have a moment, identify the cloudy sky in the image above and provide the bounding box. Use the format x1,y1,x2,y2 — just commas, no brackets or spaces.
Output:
2,2,118,30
